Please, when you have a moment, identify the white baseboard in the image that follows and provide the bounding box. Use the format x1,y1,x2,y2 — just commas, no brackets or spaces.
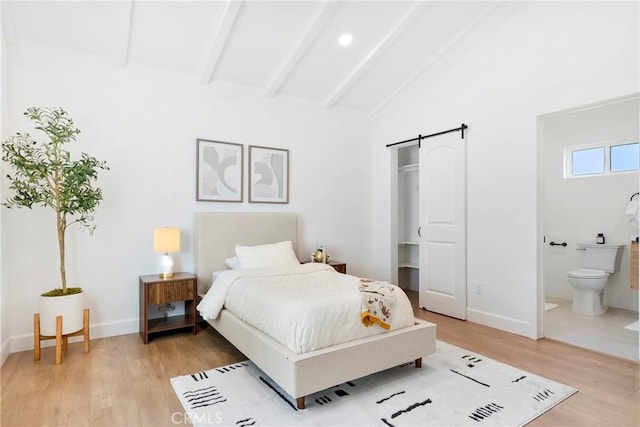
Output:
1,338,10,366
467,308,536,339
9,317,139,354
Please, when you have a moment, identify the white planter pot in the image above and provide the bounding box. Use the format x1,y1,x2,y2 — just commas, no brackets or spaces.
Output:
39,292,84,336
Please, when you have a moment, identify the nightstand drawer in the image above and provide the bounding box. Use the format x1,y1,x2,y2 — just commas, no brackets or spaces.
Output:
139,272,198,344
147,280,195,304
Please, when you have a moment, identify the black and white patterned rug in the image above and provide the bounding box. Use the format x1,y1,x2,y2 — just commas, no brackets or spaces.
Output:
171,341,577,426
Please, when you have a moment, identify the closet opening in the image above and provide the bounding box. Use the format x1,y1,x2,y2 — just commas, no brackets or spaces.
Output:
397,143,420,292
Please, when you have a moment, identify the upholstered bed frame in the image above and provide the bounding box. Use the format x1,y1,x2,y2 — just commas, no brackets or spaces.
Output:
194,212,436,409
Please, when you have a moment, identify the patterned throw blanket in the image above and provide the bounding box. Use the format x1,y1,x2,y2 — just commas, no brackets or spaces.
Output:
359,279,396,330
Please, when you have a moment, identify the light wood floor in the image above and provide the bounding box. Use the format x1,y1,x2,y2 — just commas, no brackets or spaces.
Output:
1,291,638,426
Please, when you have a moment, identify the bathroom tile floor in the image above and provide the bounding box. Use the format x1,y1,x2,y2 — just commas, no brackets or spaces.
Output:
544,297,639,361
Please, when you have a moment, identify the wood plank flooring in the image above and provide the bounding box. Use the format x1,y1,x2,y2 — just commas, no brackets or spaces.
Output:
1,291,638,426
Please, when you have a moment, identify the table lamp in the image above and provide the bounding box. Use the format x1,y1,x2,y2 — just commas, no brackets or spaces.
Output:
154,227,180,278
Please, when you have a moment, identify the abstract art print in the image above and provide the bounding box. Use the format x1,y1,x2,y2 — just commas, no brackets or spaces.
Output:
249,145,289,204
196,139,243,202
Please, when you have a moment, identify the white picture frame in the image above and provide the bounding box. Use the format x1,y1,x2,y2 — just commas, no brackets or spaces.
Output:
249,145,289,204
196,139,243,202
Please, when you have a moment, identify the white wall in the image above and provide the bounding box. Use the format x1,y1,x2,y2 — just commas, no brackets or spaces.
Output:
3,1,638,358
0,2,7,365
543,96,639,311
371,1,639,338
2,40,373,353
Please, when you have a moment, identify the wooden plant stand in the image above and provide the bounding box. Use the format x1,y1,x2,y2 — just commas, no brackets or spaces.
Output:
34,309,90,365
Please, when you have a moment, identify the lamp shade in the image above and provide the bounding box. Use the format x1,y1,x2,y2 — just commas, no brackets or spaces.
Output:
154,227,180,253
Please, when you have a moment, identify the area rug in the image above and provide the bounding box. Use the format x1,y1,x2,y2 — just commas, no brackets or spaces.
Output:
171,341,577,426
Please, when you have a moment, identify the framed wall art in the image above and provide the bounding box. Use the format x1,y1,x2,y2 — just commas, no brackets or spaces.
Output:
196,139,243,202
248,145,289,204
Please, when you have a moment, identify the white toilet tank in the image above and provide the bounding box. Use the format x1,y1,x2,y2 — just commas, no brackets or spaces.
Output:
576,242,624,273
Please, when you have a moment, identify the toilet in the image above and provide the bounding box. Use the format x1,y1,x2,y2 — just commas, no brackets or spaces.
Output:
567,242,624,315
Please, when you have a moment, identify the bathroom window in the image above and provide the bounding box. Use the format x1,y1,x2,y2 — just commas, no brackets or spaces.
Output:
571,147,604,176
610,143,639,172
565,140,639,178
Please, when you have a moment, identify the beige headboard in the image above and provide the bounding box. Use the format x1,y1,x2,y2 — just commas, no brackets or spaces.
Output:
194,212,298,293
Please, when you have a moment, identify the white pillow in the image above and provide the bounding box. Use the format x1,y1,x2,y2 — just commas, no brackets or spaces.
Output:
224,256,241,270
235,241,299,269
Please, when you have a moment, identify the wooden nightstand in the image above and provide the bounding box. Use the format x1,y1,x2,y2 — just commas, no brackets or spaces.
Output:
303,260,347,274
328,261,346,274
139,272,197,344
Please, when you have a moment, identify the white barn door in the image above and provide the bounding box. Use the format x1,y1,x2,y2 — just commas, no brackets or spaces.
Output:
418,131,467,319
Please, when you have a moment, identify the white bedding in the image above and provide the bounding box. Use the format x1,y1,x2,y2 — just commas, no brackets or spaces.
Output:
197,263,415,354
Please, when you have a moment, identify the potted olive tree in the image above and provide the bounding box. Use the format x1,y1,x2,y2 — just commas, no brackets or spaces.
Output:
2,107,108,336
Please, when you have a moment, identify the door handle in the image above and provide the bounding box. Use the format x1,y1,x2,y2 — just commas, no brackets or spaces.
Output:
417,226,422,238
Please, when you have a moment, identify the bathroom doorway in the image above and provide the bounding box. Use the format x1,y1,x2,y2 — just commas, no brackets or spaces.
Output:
539,94,639,361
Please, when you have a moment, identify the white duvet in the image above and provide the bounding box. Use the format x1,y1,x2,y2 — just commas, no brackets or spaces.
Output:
197,263,415,354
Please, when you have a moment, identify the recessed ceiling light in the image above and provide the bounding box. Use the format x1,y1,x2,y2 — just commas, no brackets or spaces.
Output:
338,33,353,46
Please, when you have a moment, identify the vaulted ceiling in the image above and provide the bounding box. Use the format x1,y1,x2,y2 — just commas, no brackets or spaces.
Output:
2,1,504,115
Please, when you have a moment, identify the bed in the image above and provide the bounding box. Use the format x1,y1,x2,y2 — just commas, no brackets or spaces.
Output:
194,212,436,409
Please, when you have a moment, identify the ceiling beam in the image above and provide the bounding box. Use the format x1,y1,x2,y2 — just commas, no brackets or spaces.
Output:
113,0,133,68
370,2,502,116
199,0,243,85
323,1,427,109
263,1,339,97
